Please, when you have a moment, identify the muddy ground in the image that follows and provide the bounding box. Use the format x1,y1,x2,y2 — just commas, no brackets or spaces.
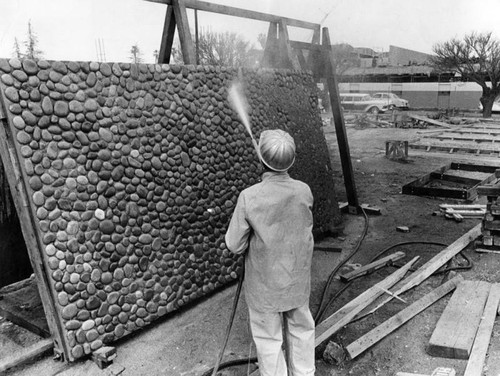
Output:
3,114,500,376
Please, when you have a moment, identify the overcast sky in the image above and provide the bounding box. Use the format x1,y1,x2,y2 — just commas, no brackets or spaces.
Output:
1,0,500,64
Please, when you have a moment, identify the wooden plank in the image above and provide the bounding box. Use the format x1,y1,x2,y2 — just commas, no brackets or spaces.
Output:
407,114,452,128
339,251,406,282
356,224,481,319
144,0,321,30
172,0,196,64
439,204,486,210
430,173,481,186
463,284,500,376
427,280,491,359
158,5,176,64
0,338,53,373
322,27,359,210
346,275,463,360
315,256,419,347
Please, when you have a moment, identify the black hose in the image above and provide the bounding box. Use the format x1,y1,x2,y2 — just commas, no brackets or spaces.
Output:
202,357,258,376
209,262,246,376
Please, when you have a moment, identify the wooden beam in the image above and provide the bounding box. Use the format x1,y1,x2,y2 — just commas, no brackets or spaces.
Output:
306,28,321,73
463,284,500,376
0,339,53,373
322,27,359,212
346,275,464,360
290,40,329,52
172,0,196,64
158,5,176,64
339,251,406,282
144,0,320,30
427,280,491,359
0,305,50,338
315,256,419,347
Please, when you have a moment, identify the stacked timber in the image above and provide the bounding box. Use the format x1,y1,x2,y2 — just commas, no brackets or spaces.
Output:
477,180,500,249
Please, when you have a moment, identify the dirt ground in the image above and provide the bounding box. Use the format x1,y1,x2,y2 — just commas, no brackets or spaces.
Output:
4,114,500,376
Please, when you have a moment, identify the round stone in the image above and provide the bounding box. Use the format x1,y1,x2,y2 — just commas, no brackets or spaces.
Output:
100,220,115,234
5,87,19,102
54,101,69,116
16,131,31,144
42,97,53,115
22,59,39,75
61,304,78,320
82,319,95,331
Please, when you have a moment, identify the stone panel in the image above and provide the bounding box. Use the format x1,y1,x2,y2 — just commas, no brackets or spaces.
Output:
0,58,340,360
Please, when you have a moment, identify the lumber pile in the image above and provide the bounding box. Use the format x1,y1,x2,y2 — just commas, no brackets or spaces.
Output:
477,180,500,249
438,204,486,222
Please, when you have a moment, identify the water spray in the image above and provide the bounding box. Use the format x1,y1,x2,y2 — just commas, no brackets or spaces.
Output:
227,79,260,157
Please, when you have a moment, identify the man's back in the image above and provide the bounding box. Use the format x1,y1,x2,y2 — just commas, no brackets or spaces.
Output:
225,171,314,312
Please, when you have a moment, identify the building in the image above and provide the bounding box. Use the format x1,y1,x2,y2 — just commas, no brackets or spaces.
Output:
336,45,483,110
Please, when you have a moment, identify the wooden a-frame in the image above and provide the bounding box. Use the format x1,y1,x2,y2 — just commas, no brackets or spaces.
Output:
147,0,360,212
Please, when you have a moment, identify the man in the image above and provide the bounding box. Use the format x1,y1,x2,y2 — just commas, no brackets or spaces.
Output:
225,129,315,376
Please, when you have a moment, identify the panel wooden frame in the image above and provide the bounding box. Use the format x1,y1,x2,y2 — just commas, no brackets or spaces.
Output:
402,162,500,201
0,100,62,358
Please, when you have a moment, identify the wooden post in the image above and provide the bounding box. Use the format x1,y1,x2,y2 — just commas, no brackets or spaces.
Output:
278,20,300,70
158,5,176,64
172,0,196,64
322,27,359,213
306,27,321,72
262,22,279,68
0,97,65,359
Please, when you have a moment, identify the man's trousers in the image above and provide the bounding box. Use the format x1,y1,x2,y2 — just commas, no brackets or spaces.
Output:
248,303,315,376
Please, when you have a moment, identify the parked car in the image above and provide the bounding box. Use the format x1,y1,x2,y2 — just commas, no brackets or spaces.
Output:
371,92,409,109
339,93,389,114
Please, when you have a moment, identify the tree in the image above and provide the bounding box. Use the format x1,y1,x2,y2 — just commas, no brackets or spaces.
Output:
331,43,358,76
197,29,250,67
257,33,267,50
12,21,43,60
432,32,500,118
153,49,159,64
13,38,22,59
129,44,143,64
23,20,43,59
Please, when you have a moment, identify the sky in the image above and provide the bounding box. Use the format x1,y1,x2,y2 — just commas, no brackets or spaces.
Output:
1,0,500,64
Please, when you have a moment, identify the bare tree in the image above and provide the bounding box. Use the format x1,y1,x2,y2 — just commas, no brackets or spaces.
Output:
432,31,500,117
23,20,44,59
198,29,250,67
129,44,143,64
153,49,159,64
331,43,358,76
